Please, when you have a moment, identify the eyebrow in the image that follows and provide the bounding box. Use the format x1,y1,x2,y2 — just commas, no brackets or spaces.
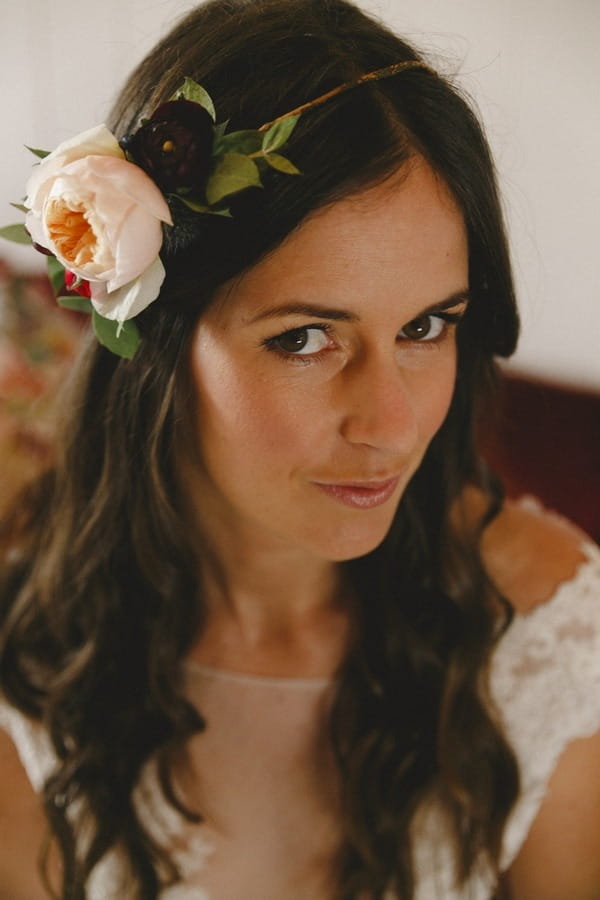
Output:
246,290,470,325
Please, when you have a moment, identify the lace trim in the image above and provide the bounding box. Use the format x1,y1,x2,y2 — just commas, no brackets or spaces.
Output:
0,700,54,791
134,758,214,880
491,541,600,868
2,539,599,897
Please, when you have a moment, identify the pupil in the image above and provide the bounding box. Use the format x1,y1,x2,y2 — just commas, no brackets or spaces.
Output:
404,316,431,339
278,328,308,352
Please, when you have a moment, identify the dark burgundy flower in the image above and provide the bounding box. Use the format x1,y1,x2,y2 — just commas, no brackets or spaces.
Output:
32,241,54,256
122,100,214,193
65,270,91,297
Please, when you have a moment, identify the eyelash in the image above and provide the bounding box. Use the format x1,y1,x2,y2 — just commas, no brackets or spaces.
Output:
262,311,464,363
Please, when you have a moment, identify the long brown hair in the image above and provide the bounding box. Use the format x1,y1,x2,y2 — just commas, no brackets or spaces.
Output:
0,1,520,897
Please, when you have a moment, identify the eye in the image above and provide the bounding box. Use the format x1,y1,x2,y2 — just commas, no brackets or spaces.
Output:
268,325,332,355
399,313,453,342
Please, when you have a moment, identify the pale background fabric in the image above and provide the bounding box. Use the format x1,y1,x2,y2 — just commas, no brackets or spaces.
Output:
1,0,598,389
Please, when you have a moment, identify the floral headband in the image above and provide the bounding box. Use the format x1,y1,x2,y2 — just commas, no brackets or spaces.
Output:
0,61,431,358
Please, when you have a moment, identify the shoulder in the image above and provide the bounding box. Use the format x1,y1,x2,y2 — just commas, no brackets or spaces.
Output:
0,718,59,899
479,494,595,614
477,495,600,760
467,497,600,896
502,727,600,899
478,496,600,725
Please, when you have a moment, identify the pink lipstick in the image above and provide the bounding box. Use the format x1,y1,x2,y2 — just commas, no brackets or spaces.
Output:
314,477,400,509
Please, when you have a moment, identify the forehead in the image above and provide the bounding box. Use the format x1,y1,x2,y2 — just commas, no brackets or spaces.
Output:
212,157,468,319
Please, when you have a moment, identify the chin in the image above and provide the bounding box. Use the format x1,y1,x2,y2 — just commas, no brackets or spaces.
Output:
314,520,394,563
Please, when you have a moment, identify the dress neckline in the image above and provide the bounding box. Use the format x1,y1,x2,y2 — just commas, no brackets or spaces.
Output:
184,660,334,690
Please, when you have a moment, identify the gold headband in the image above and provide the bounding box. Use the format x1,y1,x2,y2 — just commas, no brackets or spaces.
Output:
1,60,434,358
258,60,434,132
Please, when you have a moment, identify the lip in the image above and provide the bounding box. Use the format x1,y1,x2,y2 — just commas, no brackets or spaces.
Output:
313,476,400,509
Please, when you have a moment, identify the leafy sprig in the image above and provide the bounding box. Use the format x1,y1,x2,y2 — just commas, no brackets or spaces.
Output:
0,77,303,360
169,79,300,212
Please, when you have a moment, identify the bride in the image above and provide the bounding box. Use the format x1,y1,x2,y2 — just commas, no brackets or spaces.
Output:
1,1,599,898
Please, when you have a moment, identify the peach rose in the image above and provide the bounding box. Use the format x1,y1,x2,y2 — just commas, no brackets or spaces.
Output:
25,125,173,323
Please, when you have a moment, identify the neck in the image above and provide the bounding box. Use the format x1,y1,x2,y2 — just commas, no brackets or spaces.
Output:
189,541,353,679
178,455,356,678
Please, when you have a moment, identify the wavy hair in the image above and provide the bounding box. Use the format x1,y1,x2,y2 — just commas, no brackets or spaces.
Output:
0,1,520,897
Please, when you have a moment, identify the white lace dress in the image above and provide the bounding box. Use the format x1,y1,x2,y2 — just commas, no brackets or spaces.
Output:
1,539,599,899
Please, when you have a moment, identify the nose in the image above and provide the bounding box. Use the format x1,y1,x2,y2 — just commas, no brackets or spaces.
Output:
338,350,419,453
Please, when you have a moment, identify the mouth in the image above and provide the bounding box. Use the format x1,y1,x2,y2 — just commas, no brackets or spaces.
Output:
312,476,401,510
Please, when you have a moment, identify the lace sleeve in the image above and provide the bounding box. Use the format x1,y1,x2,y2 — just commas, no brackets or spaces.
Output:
490,541,600,869
0,696,55,792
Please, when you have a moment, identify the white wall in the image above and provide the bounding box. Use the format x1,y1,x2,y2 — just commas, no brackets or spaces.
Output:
1,0,598,389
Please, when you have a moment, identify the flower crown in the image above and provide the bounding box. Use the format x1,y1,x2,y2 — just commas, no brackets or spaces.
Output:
0,61,431,358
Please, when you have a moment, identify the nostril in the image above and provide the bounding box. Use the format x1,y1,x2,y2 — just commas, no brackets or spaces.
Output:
339,378,419,453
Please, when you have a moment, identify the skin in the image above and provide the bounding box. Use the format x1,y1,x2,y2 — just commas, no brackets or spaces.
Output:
185,157,468,674
1,157,599,899
181,155,600,897
1,509,599,899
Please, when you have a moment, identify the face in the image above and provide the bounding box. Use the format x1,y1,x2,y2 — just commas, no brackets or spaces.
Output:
189,158,468,564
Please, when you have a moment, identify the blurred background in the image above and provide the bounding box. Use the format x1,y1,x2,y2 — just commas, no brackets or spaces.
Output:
1,0,598,534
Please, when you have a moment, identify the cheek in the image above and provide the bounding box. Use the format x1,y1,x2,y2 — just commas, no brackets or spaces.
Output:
411,351,457,442
191,343,324,470
193,360,267,455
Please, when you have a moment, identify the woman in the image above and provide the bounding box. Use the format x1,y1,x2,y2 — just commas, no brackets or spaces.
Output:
0,0,599,898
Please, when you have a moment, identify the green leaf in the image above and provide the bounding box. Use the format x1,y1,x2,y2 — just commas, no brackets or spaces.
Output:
263,153,301,175
214,129,263,157
169,189,210,212
57,295,93,314
261,115,299,153
207,207,233,218
47,256,66,294
92,310,140,359
25,145,50,159
213,120,229,141
175,195,231,217
10,202,29,214
0,223,32,244
205,153,262,205
174,195,212,213
172,77,216,122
